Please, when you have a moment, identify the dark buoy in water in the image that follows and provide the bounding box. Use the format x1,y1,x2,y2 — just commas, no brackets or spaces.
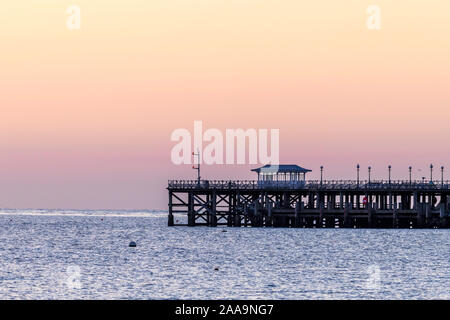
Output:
221,229,227,232
129,241,137,247
214,267,219,271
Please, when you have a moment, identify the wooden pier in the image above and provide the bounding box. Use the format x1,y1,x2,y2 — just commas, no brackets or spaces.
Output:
167,165,450,229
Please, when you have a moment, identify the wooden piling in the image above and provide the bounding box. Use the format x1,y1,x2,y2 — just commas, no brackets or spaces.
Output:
168,191,174,226
188,191,195,226
368,203,374,228
266,199,273,227
210,191,217,227
294,201,300,227
344,202,351,228
425,202,431,227
393,203,399,228
319,201,324,228
227,194,233,227
440,202,447,228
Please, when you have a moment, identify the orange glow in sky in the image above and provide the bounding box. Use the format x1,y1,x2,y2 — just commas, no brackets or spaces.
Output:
1,1,449,209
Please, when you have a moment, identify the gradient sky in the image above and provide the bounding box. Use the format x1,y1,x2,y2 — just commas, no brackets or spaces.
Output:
1,1,449,209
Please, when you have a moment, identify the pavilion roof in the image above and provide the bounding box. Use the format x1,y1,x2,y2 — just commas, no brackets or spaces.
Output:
251,164,312,174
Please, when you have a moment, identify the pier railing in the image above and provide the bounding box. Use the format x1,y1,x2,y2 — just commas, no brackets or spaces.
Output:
168,179,450,190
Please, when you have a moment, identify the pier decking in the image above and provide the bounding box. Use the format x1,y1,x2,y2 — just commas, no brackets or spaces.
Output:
167,179,450,228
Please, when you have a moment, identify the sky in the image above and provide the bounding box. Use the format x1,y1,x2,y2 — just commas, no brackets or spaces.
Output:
1,1,449,209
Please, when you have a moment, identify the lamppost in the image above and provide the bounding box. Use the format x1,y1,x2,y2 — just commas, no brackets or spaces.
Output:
320,166,323,186
357,164,360,188
430,164,433,182
409,166,412,186
388,165,392,185
192,150,201,185
368,166,371,185
441,166,444,187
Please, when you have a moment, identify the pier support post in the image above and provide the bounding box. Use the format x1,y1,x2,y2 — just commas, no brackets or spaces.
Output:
393,202,399,228
266,199,273,227
368,203,375,228
188,191,195,226
413,192,418,210
425,202,432,227
417,203,425,228
168,191,174,226
325,200,334,228
294,201,300,227
356,193,360,209
234,193,242,227
318,202,324,228
227,194,233,227
210,191,217,227
168,213,174,227
344,202,351,228
234,210,241,227
244,203,248,227
442,194,448,211
308,192,314,209
253,201,261,227
440,202,447,228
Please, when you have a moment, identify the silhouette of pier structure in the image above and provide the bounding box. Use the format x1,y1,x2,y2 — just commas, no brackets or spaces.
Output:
167,164,449,228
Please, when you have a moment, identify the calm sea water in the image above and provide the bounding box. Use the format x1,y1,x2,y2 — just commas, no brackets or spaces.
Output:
0,209,448,300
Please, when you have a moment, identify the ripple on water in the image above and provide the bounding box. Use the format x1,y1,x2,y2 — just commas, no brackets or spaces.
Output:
0,211,448,299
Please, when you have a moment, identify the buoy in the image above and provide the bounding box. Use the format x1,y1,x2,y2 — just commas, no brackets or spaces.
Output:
221,229,227,232
214,267,219,271
129,241,137,247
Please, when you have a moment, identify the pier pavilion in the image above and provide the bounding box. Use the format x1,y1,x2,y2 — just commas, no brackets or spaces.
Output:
252,164,311,186
167,164,450,228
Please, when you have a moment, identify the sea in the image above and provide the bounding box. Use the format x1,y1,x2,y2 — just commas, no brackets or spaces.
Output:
0,209,448,299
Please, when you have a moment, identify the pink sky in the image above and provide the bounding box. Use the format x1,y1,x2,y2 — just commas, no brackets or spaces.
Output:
1,1,449,209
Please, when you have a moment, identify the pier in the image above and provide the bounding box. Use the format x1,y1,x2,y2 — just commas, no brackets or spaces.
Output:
167,165,450,228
